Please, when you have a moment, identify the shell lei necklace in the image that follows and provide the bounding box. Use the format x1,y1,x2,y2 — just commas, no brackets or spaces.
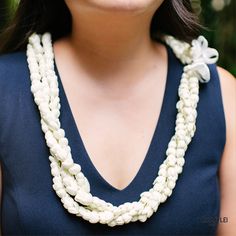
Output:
26,32,218,227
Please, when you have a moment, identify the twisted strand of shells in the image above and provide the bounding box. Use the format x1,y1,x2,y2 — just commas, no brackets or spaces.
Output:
26,32,218,227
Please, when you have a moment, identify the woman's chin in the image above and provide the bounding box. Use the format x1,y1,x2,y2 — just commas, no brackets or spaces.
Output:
80,0,162,13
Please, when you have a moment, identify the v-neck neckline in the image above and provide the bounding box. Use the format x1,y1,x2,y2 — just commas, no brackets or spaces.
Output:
54,42,173,193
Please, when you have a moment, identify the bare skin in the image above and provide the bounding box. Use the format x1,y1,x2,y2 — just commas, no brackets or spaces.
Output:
52,0,167,191
52,35,167,192
0,0,235,235
216,68,236,236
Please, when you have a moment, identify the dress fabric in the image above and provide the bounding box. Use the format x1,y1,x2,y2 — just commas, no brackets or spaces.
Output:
0,43,226,236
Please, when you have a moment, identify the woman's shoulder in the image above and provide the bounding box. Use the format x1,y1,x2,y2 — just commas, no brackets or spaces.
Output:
217,66,236,85
216,68,236,235
217,66,236,129
217,66,236,108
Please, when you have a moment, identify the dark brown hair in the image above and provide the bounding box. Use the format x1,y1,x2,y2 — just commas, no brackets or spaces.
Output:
0,0,200,54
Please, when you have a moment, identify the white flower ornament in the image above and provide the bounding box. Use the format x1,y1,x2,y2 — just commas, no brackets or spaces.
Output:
189,36,219,83
191,36,219,64
26,33,219,227
164,35,219,83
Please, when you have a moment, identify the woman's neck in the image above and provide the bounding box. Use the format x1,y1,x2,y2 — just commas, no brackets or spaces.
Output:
70,11,155,61
55,1,166,80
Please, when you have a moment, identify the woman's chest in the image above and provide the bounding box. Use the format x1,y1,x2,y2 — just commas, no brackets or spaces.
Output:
57,71,167,191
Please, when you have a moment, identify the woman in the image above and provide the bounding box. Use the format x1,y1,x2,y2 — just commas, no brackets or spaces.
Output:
0,0,235,235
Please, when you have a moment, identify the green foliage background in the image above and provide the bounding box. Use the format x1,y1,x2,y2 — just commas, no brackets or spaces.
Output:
0,0,235,76
200,0,236,76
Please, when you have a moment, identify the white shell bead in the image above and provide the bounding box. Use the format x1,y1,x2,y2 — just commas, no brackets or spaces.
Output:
69,164,82,175
148,199,159,212
167,180,176,190
166,147,176,156
154,176,166,185
163,187,172,197
138,214,147,222
62,176,73,186
68,206,79,214
168,140,176,148
167,167,177,177
62,158,74,168
122,213,132,223
177,140,186,149
153,183,165,192
62,196,75,208
141,205,153,218
99,211,114,224
75,191,92,205
177,157,185,166
176,148,185,158
88,212,100,224
66,185,78,196
158,168,167,176
160,194,167,203
166,155,176,166
51,166,60,176
59,137,69,147
56,188,67,198
176,166,183,174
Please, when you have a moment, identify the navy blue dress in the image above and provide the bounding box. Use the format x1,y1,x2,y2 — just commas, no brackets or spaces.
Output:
0,42,226,235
